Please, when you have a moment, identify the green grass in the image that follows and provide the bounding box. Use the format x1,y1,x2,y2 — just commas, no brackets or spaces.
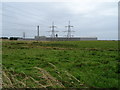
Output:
2,40,119,88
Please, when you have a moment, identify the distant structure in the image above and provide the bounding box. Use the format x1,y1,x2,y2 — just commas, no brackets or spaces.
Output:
64,21,74,38
34,37,97,41
37,25,40,37
19,21,98,41
23,32,25,39
35,25,40,40
48,22,59,38
50,22,56,38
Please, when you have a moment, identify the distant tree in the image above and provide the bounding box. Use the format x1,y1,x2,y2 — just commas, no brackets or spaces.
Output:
9,37,19,40
1,37,8,39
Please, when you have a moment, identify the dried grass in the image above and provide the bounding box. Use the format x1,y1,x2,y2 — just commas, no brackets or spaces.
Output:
2,66,65,88
34,67,65,88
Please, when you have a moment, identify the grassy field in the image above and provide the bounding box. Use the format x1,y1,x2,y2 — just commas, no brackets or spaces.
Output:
2,40,119,88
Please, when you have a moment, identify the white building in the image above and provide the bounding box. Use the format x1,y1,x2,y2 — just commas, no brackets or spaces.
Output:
35,36,98,41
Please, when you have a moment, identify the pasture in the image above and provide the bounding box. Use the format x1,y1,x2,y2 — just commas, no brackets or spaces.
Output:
2,40,119,88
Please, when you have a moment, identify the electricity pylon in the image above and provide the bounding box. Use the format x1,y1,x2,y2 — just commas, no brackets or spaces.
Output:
65,21,74,38
48,22,58,38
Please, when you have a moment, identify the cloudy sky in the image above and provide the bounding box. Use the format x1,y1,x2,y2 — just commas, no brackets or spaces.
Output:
0,0,119,40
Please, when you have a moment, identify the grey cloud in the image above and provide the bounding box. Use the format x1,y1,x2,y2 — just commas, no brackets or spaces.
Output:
2,2,118,40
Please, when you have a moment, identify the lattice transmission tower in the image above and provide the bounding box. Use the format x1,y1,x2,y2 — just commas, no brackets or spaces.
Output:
48,22,58,38
64,21,74,38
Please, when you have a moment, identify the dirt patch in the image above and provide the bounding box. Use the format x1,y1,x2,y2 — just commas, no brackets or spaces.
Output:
35,46,73,50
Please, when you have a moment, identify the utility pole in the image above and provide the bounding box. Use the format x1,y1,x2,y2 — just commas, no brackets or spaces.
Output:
65,21,74,38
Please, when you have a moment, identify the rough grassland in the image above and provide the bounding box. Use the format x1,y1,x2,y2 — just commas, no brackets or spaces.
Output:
2,40,119,88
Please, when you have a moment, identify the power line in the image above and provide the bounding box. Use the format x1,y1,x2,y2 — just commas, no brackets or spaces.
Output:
2,4,49,24
2,10,46,23
2,5,41,18
2,4,66,31
2,12,49,28
2,21,36,27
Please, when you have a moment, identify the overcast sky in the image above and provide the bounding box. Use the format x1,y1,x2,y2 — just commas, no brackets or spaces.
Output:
0,0,118,40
